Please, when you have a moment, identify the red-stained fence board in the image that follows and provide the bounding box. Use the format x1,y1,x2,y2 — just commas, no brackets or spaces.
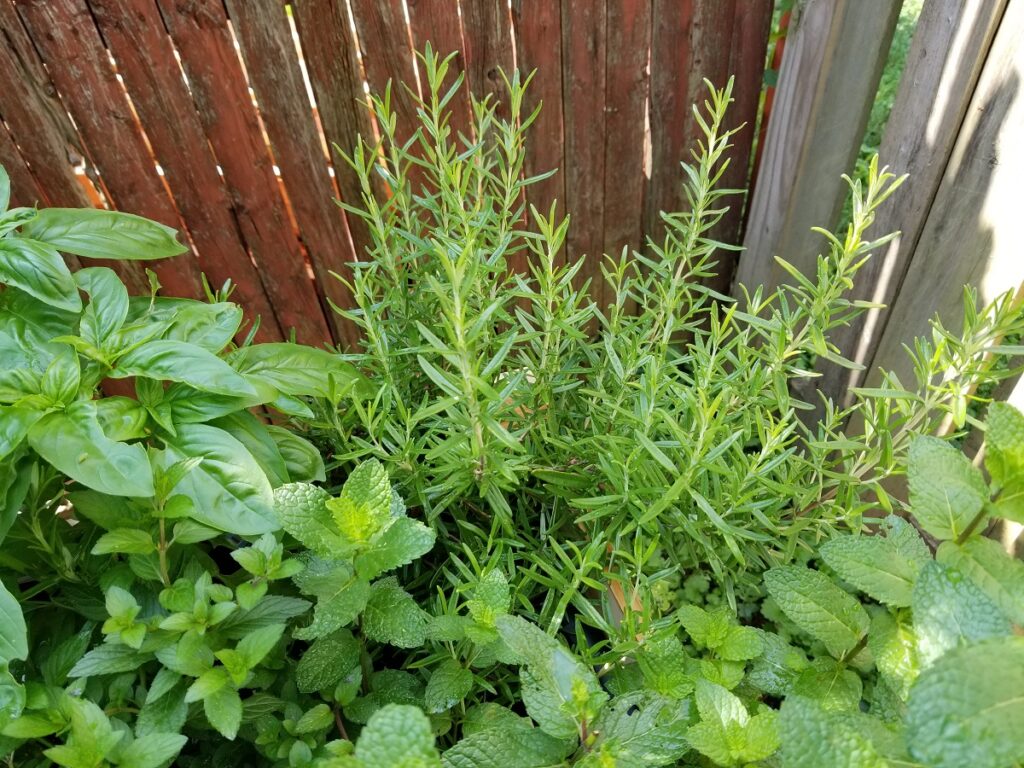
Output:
13,0,202,298
0,123,46,209
406,0,473,142
560,0,606,292
86,0,285,342
603,0,652,309
512,0,566,240
461,0,516,121
229,0,361,347
156,0,333,345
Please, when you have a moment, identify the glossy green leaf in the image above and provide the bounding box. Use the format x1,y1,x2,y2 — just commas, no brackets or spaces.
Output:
0,577,27,664
157,423,277,535
112,340,257,397
203,687,242,740
0,237,81,312
116,732,188,768
266,425,325,483
296,629,360,693
228,342,368,399
273,482,347,557
28,401,154,497
19,208,188,260
908,436,988,540
0,405,42,461
937,536,1024,624
75,267,128,349
211,411,289,487
425,659,473,713
362,577,429,648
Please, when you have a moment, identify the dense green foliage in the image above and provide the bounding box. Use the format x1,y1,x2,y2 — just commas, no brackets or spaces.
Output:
1,50,1023,768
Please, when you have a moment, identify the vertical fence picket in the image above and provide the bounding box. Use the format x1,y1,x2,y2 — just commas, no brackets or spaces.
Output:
87,0,287,342
603,0,652,309
228,0,361,347
156,0,333,346
13,0,203,298
512,0,566,239
560,0,606,291
461,0,516,120
406,0,473,141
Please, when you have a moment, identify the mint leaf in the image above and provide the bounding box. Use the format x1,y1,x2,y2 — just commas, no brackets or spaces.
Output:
911,561,1011,666
589,692,690,767
467,570,510,627
937,536,1024,624
906,636,1024,768
716,625,762,661
329,459,392,542
425,659,473,713
636,632,692,699
984,402,1024,521
292,557,370,641
69,644,151,677
908,436,988,540
203,687,242,740
296,629,360,693
354,704,441,767
778,696,887,768
791,658,862,712
764,566,868,658
746,631,808,697
273,482,347,557
867,609,919,698
116,732,188,768
362,577,428,648
442,718,573,768
355,516,436,581
819,516,929,606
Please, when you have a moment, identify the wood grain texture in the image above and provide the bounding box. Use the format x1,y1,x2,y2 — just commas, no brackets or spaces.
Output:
350,0,420,137
0,121,46,208
715,0,772,290
561,0,606,292
821,0,1009,402
12,0,203,297
736,0,901,293
512,0,565,232
602,0,651,307
865,0,1024,387
87,0,284,341
230,0,361,347
462,0,516,120
407,0,473,142
157,0,332,345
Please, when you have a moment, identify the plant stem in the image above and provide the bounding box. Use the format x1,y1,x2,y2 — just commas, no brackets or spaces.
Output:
158,517,171,587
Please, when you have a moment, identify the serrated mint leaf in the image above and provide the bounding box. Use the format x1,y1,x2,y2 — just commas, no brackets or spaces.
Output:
218,595,310,638
764,566,868,658
908,436,988,540
296,629,360,693
362,577,428,648
356,516,436,581
204,687,242,740
778,696,886,768
906,637,1024,768
425,659,473,713
69,644,151,677
936,536,1024,624
746,631,808,697
867,609,919,698
329,459,392,543
717,624,762,661
791,658,862,712
819,516,930,607
636,632,692,700
588,692,691,767
292,557,370,641
354,704,441,767
911,561,1011,666
273,482,348,557
442,717,573,768
985,403,1024,522
467,570,510,627
116,732,188,768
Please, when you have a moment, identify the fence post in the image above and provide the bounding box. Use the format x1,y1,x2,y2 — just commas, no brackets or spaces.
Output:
735,0,900,294
820,0,1010,404
864,0,1024,387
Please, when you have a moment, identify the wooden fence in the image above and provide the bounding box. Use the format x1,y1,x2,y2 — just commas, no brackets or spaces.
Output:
3,0,1023,412
0,0,773,347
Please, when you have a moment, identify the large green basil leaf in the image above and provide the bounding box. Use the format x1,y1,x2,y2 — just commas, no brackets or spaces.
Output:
0,576,27,665
94,397,149,441
158,423,277,535
210,412,289,488
0,237,81,313
0,166,9,214
19,208,187,260
228,344,368,399
266,426,325,483
163,381,276,424
0,449,33,545
27,401,154,497
112,340,257,397
40,346,81,406
75,267,129,349
0,406,42,461
124,298,242,353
